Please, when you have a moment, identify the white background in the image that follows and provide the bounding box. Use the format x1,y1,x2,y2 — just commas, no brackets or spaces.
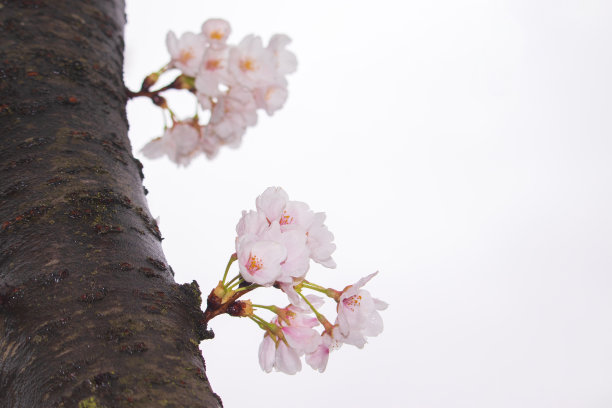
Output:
124,1,612,407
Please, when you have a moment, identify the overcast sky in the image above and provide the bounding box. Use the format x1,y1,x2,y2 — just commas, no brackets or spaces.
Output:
124,1,612,407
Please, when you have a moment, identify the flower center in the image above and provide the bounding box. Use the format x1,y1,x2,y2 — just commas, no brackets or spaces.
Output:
206,59,221,71
246,253,263,275
279,210,293,226
179,49,194,64
210,30,224,40
342,294,362,311
240,58,256,72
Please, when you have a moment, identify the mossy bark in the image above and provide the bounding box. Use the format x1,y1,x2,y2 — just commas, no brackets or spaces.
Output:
0,1,221,407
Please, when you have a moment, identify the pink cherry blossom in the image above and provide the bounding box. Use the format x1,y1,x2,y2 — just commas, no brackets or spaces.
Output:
256,186,289,223
274,341,301,375
166,31,207,77
305,333,342,373
258,335,275,373
254,187,337,268
141,122,201,167
262,223,310,283
334,272,388,348
236,210,268,239
195,46,231,100
257,302,323,374
236,236,287,286
201,18,231,49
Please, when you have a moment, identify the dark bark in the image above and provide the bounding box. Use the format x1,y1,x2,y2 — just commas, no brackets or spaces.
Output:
0,1,221,406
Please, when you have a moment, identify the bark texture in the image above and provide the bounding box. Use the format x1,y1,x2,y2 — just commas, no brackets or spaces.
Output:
0,1,221,406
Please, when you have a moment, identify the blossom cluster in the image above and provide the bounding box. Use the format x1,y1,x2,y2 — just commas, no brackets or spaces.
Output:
205,187,387,375
140,19,297,166
235,186,336,287
258,271,387,374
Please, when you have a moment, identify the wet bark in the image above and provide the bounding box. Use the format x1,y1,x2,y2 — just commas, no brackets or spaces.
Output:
0,1,221,406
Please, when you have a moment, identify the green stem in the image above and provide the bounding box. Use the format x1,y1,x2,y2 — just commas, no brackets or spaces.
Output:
248,315,268,331
302,280,342,301
167,106,177,122
249,314,277,333
221,253,237,285
302,280,327,291
234,284,259,293
225,274,240,287
298,291,334,331
301,283,327,293
226,278,245,291
252,304,278,313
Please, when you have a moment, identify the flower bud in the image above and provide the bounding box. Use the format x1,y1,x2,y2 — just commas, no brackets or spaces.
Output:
141,72,160,91
226,300,253,317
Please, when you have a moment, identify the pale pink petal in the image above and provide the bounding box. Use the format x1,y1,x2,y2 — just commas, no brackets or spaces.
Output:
235,210,268,238
256,187,289,223
140,137,166,159
268,34,297,75
254,85,288,116
373,298,389,311
279,281,303,307
228,34,276,88
258,335,275,373
307,212,336,268
237,238,287,286
305,334,332,372
275,342,301,375
166,31,207,77
278,200,314,232
282,326,321,354
276,228,310,281
201,18,231,48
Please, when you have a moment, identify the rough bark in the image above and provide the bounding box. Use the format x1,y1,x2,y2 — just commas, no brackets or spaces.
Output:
0,1,221,406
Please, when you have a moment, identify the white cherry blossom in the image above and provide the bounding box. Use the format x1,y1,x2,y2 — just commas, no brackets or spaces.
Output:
257,302,323,374
254,85,289,116
267,34,297,76
165,31,207,77
201,18,231,49
228,35,276,88
141,122,201,167
236,235,287,286
334,272,388,348
199,125,221,159
195,46,231,100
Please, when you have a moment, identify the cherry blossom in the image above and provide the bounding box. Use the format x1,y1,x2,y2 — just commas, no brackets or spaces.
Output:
199,125,221,159
255,187,337,269
195,46,231,100
257,302,323,374
140,19,297,164
267,34,298,76
228,35,276,88
141,122,201,167
334,272,388,348
165,31,207,77
305,333,341,373
236,235,287,286
201,18,231,49
253,85,289,116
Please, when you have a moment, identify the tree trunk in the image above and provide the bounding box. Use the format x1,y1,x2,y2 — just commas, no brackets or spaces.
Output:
0,1,221,406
